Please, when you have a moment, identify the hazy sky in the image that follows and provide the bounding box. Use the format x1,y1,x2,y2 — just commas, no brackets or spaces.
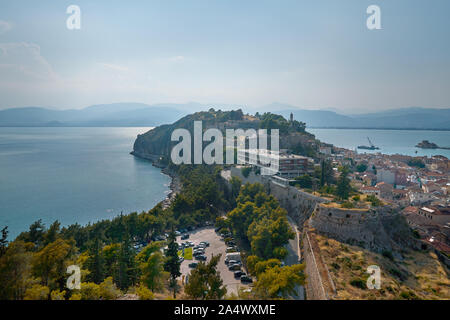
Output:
0,0,449,113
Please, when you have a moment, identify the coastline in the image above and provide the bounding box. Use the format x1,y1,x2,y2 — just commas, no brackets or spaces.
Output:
161,166,181,209
130,150,181,209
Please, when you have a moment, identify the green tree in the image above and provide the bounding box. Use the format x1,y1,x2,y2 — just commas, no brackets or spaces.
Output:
164,230,181,298
116,231,138,291
293,175,313,189
356,163,368,173
319,159,334,187
336,166,351,200
24,284,50,300
0,241,33,299
17,219,46,249
138,243,165,292
85,237,106,284
230,176,242,202
408,158,425,168
43,221,61,246
0,226,8,258
255,264,305,299
101,243,120,283
32,239,74,294
185,254,226,300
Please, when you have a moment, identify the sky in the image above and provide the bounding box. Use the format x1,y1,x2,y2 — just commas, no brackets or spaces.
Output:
0,0,449,113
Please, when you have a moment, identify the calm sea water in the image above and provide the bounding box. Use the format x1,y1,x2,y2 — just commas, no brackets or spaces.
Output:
308,128,450,158
0,127,170,240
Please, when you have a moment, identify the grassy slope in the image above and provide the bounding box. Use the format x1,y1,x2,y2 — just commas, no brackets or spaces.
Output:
315,234,450,300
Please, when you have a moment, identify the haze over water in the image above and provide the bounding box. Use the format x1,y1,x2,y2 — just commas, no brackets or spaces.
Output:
309,129,450,158
0,127,170,240
1,126,449,240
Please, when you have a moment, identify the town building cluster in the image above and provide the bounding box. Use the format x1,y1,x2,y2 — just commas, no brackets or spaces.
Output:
327,147,450,255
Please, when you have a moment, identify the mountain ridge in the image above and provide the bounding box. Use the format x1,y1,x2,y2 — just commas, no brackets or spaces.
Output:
0,103,449,129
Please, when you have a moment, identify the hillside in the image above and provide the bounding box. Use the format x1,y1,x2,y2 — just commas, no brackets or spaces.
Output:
132,109,318,161
314,233,450,300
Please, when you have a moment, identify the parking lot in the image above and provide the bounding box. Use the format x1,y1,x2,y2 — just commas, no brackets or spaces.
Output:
176,227,250,296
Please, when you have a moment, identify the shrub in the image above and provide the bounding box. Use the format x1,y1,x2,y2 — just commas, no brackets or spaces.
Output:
356,163,368,173
350,278,366,289
341,201,355,209
331,262,340,270
51,290,66,300
293,175,313,189
366,195,382,207
382,250,394,261
407,159,425,168
24,284,50,300
136,286,155,300
399,290,420,300
241,167,252,178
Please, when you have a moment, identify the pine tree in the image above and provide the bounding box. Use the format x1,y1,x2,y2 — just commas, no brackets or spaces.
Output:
164,230,181,298
0,226,8,258
86,237,105,284
336,166,351,200
116,230,138,291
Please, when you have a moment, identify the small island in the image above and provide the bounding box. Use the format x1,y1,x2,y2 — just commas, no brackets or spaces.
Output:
416,140,450,150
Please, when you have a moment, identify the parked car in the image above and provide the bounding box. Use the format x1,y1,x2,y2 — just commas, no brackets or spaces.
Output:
178,257,184,263
226,246,237,253
240,276,253,284
226,259,236,265
200,241,210,247
234,271,245,279
188,262,198,268
195,255,207,261
175,231,181,236
228,263,241,271
193,250,205,256
181,234,189,240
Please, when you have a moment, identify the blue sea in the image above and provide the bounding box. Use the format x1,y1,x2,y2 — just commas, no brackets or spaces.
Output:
1,127,449,240
308,128,450,159
0,127,170,240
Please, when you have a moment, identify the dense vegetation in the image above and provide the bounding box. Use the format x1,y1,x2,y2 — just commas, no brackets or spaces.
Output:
218,182,306,299
0,164,233,300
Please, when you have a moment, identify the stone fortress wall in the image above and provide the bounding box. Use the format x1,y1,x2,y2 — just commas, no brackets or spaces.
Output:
226,167,416,299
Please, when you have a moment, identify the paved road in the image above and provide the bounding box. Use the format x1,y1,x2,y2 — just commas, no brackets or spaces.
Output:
177,227,250,296
286,216,305,300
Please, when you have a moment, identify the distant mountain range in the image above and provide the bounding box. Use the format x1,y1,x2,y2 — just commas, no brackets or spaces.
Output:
262,103,450,130
0,102,449,129
0,103,189,127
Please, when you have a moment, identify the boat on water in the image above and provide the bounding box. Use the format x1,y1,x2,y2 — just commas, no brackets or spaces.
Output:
357,137,380,150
